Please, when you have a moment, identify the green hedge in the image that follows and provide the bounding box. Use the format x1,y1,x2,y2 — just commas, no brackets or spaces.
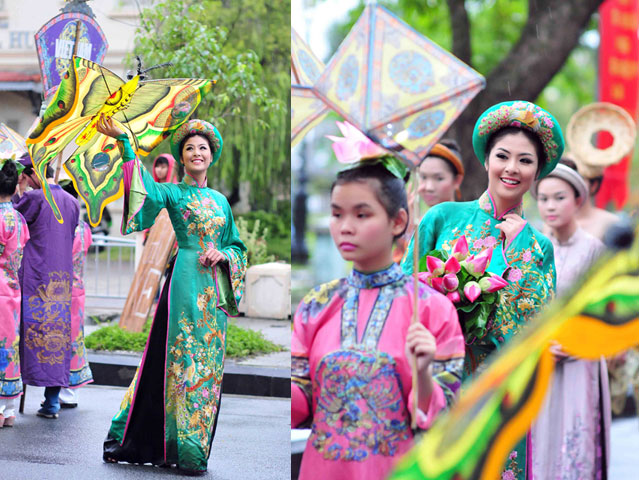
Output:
85,321,283,358
237,210,291,263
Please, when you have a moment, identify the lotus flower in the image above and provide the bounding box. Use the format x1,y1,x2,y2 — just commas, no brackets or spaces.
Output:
463,281,482,303
418,271,433,287
426,256,445,276
452,235,469,260
430,276,447,294
447,291,461,303
465,248,493,277
326,121,388,164
442,273,459,292
478,273,509,293
444,256,461,274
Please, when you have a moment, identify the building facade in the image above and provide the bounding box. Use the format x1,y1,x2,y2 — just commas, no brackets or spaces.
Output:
0,0,152,134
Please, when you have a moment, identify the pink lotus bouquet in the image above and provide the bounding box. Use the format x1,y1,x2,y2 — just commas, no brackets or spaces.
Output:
418,236,509,343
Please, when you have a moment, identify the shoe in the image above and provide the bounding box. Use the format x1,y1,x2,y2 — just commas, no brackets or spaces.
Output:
103,453,118,464
60,402,78,409
36,410,59,419
3,416,15,427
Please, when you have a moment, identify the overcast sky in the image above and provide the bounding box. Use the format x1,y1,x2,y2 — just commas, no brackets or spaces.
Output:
291,0,360,62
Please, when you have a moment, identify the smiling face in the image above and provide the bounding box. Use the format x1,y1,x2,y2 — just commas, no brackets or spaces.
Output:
417,156,462,206
329,180,406,273
536,176,581,230
485,131,539,207
181,134,212,179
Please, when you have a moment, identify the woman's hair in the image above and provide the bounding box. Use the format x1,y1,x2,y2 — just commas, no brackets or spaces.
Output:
0,161,19,196
22,164,54,180
155,156,170,167
485,126,546,177
179,133,213,159
558,158,581,198
330,162,408,239
427,138,462,177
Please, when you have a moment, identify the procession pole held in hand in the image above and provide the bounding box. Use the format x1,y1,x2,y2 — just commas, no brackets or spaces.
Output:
411,168,419,429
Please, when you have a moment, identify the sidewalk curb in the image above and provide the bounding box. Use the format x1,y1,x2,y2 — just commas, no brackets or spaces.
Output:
88,352,290,398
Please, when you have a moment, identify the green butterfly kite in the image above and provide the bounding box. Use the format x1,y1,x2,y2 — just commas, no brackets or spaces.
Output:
27,55,211,226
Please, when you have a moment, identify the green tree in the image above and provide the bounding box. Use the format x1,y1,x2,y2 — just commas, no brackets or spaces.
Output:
329,0,605,199
131,0,290,210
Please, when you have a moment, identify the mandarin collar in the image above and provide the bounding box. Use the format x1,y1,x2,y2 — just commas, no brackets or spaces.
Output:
478,190,524,220
182,173,207,188
347,262,403,289
0,201,12,208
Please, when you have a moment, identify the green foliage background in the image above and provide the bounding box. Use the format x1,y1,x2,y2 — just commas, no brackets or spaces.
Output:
130,0,290,211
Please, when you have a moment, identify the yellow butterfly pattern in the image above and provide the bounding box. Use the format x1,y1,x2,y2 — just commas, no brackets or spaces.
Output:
27,56,212,225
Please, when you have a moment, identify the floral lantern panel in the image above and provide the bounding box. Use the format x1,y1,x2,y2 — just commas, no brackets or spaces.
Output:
291,28,330,147
314,5,485,167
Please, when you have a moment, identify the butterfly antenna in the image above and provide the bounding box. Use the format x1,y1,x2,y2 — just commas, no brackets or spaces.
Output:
140,61,174,79
136,55,143,75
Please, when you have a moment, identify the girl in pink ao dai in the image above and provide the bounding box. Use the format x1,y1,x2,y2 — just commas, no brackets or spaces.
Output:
291,160,465,480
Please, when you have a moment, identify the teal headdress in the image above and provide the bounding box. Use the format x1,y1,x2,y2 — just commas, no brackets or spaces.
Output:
170,119,223,165
472,101,565,179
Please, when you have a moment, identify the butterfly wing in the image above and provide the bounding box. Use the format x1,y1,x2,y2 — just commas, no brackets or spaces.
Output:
64,77,211,226
114,78,212,155
63,125,126,227
27,56,125,222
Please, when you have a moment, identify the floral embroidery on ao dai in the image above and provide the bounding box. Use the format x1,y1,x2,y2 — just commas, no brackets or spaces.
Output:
0,202,29,399
103,135,247,473
292,263,465,480
401,191,556,480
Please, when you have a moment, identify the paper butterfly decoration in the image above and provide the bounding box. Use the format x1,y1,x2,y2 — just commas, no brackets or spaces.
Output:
388,229,639,480
27,56,211,225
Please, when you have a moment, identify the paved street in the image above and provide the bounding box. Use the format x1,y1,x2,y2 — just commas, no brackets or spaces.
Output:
610,416,639,479
0,385,290,480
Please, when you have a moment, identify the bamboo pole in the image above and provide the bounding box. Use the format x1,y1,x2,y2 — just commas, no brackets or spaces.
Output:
53,152,63,184
411,169,420,429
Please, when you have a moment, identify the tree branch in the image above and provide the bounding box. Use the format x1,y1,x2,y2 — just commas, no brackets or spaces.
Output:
448,0,606,199
446,0,471,65
485,0,604,104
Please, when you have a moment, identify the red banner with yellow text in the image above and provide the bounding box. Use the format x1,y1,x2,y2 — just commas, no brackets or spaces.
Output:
597,0,639,209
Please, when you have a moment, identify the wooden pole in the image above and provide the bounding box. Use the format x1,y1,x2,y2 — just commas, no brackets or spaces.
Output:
53,152,63,184
411,168,420,429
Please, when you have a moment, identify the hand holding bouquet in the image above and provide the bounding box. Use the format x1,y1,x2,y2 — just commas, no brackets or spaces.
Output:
418,236,508,343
